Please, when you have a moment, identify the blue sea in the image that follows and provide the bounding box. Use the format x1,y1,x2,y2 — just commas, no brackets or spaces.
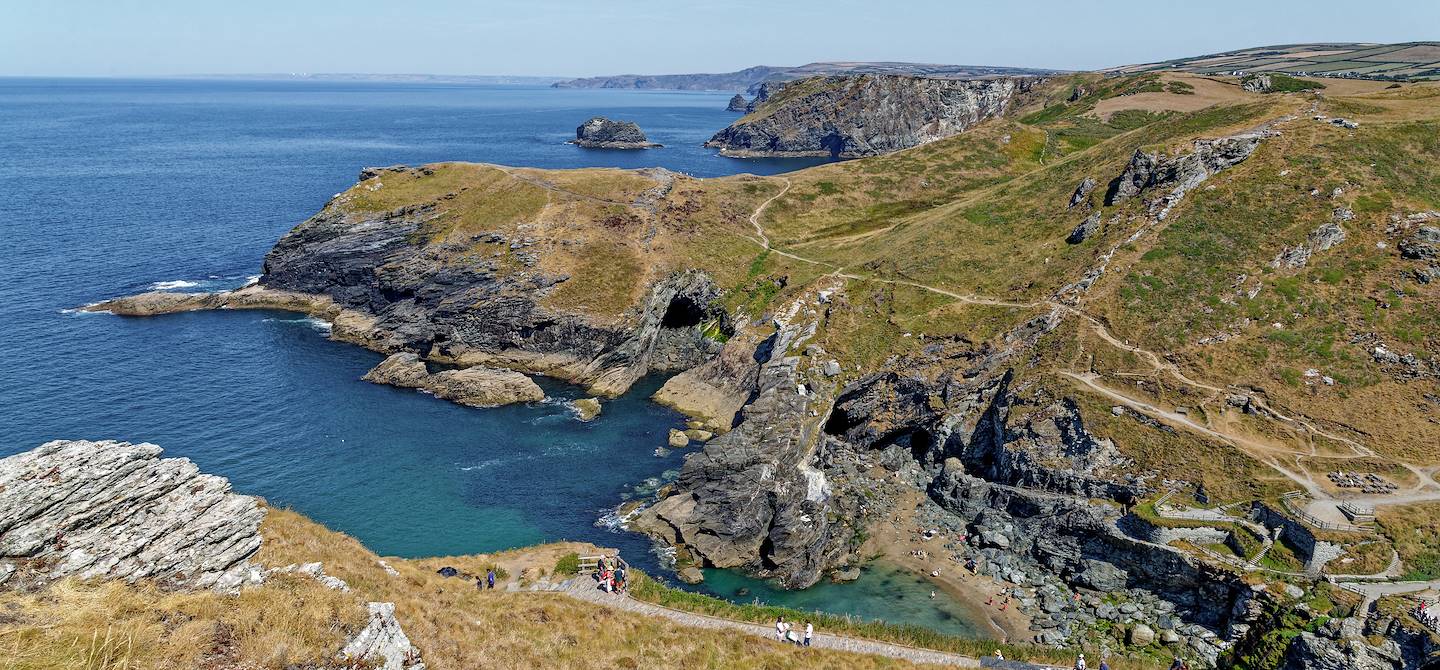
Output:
0,78,983,638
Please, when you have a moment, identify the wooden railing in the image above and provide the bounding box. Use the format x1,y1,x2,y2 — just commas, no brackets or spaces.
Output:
578,554,631,575
1279,491,1370,532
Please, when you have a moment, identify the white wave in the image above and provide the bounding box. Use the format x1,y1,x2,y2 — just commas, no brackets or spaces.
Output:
243,275,260,287
595,503,645,532
260,316,332,333
148,279,200,290
60,302,109,315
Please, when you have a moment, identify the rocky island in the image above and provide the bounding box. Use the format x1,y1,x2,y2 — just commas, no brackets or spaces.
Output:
568,116,661,149
78,63,1440,669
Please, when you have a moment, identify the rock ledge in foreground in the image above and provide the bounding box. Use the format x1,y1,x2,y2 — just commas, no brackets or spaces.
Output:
0,439,264,592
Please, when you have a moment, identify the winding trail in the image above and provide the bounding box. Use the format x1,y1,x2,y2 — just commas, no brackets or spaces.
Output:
558,577,986,667
737,174,1440,511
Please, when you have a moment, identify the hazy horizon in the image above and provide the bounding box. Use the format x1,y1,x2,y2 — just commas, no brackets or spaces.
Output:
3,0,1436,78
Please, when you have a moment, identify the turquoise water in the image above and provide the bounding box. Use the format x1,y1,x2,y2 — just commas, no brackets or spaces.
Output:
701,564,986,638
0,77,985,638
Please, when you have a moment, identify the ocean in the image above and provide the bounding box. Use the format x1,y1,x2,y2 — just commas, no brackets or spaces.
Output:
0,77,982,637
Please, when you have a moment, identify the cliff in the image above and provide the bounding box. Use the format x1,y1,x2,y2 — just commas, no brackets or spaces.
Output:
553,62,1060,93
705,74,1038,157
80,70,1440,668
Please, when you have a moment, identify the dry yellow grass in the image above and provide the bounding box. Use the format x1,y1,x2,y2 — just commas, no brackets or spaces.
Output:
1089,74,1251,120
1,507,955,670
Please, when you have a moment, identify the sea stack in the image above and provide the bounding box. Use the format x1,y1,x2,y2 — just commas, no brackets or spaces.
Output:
568,117,661,149
726,94,749,112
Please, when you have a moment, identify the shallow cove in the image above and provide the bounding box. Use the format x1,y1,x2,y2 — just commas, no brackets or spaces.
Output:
0,77,989,641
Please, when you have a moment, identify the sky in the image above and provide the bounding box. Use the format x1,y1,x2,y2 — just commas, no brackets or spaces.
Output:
2,0,1436,78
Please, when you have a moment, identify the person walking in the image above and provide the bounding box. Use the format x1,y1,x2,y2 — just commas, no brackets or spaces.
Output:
803,620,813,647
615,564,626,593
1099,660,1110,670
1075,653,1087,670
775,616,786,642
486,568,495,590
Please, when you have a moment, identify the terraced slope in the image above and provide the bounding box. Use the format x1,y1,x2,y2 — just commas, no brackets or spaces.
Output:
1112,42,1440,81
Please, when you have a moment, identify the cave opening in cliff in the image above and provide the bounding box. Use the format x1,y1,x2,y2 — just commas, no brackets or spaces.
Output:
820,133,847,159
660,294,707,329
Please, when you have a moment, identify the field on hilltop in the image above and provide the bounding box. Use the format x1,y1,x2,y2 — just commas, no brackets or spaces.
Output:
1112,42,1440,81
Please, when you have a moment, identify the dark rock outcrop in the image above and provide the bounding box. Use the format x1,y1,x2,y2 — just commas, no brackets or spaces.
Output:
726,94,749,112
0,440,264,592
1067,212,1103,244
705,74,1038,158
1105,130,1270,219
1400,226,1440,260
1068,176,1097,209
569,117,660,149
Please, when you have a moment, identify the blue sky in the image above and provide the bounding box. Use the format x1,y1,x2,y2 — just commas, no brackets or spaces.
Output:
2,0,1436,77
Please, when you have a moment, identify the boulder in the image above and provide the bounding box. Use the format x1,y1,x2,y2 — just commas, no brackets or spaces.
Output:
668,429,691,448
340,601,425,670
830,566,861,582
573,397,602,421
0,440,264,592
1068,176,1097,208
676,566,704,584
568,117,660,149
1242,74,1273,93
363,353,544,408
1067,212,1103,244
684,429,714,442
1400,226,1440,260
1129,623,1156,646
726,94,749,112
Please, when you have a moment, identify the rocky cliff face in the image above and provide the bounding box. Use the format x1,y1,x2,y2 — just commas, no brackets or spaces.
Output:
705,74,1038,157
0,440,264,592
568,117,660,149
633,282,850,588
257,167,727,397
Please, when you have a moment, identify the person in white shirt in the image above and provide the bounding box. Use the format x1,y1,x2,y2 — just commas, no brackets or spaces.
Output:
1076,653,1087,670
775,616,786,642
803,621,813,647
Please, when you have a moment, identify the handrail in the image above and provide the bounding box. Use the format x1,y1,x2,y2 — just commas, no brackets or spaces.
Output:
1278,491,1370,532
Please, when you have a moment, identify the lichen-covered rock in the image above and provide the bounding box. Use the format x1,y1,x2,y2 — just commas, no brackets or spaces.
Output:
362,352,544,407
0,440,264,592
1105,130,1270,219
1067,212,1102,244
341,601,425,670
1242,74,1273,93
1271,221,1347,269
1400,226,1440,260
1068,176,1097,209
568,117,660,149
706,74,1037,157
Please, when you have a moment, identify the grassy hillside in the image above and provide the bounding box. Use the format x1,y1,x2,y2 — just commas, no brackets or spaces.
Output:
1112,42,1440,81
281,71,1440,604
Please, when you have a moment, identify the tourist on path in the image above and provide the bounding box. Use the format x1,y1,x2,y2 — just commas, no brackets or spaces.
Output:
1075,653,1087,670
803,620,813,647
487,569,495,590
775,616,786,642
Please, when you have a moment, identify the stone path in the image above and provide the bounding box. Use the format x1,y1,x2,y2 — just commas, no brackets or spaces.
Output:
556,578,987,667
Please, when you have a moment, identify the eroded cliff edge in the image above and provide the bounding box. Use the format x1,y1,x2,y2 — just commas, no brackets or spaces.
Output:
705,74,1039,157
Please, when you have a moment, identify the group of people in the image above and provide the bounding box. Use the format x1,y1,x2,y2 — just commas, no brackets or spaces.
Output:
773,616,813,647
594,555,626,594
1417,599,1439,630
470,568,497,590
